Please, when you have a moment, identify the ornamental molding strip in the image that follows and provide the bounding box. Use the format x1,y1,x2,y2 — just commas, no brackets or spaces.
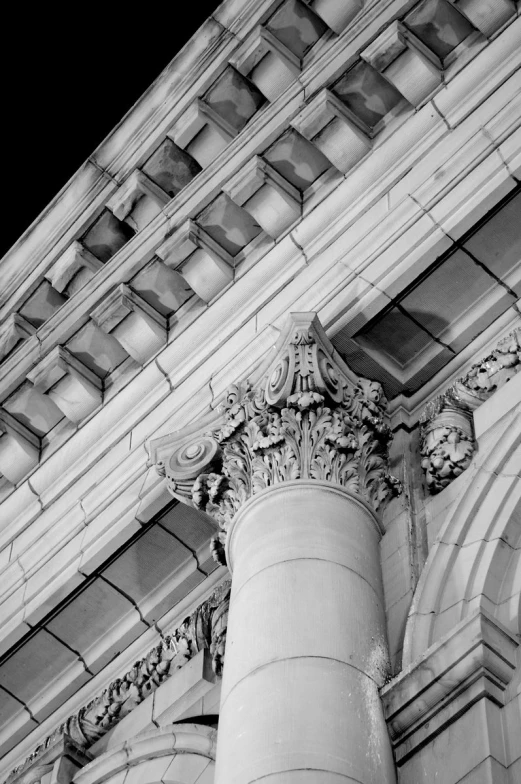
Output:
420,327,521,494
3,581,230,784
149,312,400,564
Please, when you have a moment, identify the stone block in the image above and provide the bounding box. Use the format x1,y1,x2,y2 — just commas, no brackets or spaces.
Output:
142,138,202,198
157,220,234,303
305,0,363,33
362,21,442,107
107,170,169,227
266,0,327,58
382,609,518,766
0,411,40,484
292,89,372,173
81,209,135,263
45,242,103,296
0,314,35,362
454,0,515,38
163,754,212,784
130,259,192,317
27,346,103,424
153,649,216,726
223,156,301,238
232,25,300,101
170,99,235,168
91,284,167,365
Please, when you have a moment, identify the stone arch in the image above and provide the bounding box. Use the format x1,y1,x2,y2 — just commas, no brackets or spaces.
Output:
73,724,215,784
403,410,521,666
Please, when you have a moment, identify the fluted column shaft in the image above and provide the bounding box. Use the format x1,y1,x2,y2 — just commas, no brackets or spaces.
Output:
214,480,396,784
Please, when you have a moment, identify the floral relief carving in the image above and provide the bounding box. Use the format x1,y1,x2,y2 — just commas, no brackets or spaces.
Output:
420,328,521,493
152,314,400,563
5,582,230,784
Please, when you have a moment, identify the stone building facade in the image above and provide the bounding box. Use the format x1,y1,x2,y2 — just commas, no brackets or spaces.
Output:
0,0,520,781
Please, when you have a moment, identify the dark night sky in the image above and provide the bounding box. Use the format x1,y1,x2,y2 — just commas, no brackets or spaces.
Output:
0,5,222,259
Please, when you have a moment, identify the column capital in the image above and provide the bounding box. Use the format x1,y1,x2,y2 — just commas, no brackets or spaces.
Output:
149,313,400,562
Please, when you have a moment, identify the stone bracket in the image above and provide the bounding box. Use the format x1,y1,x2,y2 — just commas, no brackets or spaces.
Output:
381,609,518,764
303,0,364,34
362,21,442,108
27,346,103,424
453,0,516,38
231,25,301,101
157,219,234,303
170,98,236,152
91,284,168,364
291,88,372,173
0,409,40,484
107,169,170,222
45,242,103,295
223,155,301,238
0,313,36,362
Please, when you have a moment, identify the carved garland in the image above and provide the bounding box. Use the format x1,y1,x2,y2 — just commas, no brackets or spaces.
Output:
420,327,521,493
4,581,230,784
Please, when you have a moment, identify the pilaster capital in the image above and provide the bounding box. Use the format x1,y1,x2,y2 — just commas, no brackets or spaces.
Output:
149,313,400,563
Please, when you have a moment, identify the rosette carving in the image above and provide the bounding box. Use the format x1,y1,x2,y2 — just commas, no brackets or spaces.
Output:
150,314,401,563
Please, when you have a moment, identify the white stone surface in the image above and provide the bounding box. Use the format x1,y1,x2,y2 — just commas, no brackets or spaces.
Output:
217,481,395,784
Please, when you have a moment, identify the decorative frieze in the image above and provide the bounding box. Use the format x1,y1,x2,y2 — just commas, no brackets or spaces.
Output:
91,284,167,365
420,327,521,493
3,581,230,784
150,313,400,564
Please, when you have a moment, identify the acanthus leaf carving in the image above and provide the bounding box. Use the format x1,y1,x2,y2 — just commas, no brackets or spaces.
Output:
150,314,401,561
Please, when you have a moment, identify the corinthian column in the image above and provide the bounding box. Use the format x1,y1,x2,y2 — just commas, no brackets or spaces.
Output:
150,313,400,784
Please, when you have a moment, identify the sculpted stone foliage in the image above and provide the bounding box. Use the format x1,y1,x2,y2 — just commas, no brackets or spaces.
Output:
5,582,230,784
153,314,400,563
420,328,521,494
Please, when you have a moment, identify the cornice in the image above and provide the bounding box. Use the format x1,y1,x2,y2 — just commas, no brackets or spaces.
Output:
0,5,519,708
0,0,396,318
0,39,519,632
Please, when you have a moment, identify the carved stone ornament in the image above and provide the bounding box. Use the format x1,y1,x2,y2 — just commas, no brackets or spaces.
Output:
150,313,401,564
420,327,521,494
4,582,230,784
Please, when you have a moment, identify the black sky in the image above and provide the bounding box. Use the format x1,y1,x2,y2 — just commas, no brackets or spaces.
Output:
0,5,222,259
